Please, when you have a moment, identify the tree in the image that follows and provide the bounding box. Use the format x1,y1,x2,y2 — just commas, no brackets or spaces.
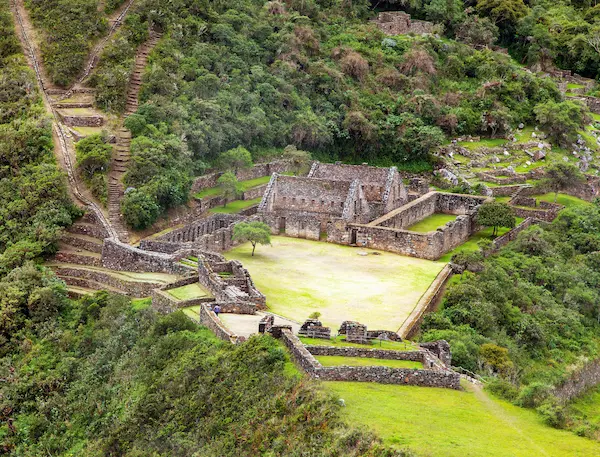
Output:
451,250,484,276
533,100,589,146
75,134,112,179
232,221,272,256
283,145,312,175
476,201,515,236
218,146,253,174
542,162,585,203
121,189,160,230
476,0,528,27
456,15,498,48
217,172,241,206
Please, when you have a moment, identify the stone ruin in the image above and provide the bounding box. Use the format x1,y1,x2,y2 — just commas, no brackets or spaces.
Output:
259,314,274,333
298,319,331,339
338,321,370,344
373,11,436,36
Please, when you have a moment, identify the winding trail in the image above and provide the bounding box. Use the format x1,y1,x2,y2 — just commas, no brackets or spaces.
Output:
10,0,118,239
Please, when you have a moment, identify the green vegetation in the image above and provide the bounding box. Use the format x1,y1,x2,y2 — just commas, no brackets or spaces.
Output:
476,201,516,236
166,283,210,301
208,197,262,214
540,162,586,203
75,133,112,204
407,213,457,232
534,192,589,208
299,336,419,351
316,355,423,369
1,287,404,455
565,384,600,439
232,220,272,256
24,0,108,86
195,175,273,199
424,204,600,415
225,236,444,330
0,1,78,273
217,171,242,205
326,382,600,457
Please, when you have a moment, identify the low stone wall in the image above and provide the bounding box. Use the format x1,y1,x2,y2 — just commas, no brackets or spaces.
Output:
399,265,453,339
492,218,534,250
101,239,189,275
279,329,460,389
261,212,322,240
61,234,103,253
553,359,600,403
154,214,243,244
490,185,528,197
476,172,527,185
59,114,104,127
306,346,424,362
53,251,102,267
69,222,109,239
199,304,238,343
53,266,164,297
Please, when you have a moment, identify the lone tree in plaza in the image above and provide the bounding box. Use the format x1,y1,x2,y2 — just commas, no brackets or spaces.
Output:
217,172,241,207
477,201,515,237
542,162,585,203
232,221,272,256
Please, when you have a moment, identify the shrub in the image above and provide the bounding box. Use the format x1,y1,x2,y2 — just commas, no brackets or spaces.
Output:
121,189,161,229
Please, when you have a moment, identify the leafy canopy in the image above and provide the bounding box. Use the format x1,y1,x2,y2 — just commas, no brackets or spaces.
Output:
232,221,271,256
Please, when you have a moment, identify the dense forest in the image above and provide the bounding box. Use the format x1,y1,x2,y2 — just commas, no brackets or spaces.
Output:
0,2,78,275
422,203,600,434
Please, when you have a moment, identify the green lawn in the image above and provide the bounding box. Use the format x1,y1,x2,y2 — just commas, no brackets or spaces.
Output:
208,197,262,214
194,174,290,199
131,297,151,310
166,283,210,301
567,83,585,90
325,382,600,457
407,213,457,232
438,218,525,263
533,192,589,208
299,336,419,351
458,138,506,150
182,305,201,320
225,237,444,331
567,384,600,439
316,355,423,369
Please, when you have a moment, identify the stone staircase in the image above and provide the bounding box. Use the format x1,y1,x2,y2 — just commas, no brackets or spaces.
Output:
125,30,162,115
107,128,132,242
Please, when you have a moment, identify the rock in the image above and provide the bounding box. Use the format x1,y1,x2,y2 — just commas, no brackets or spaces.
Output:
531,132,537,138
518,123,524,129
525,161,531,166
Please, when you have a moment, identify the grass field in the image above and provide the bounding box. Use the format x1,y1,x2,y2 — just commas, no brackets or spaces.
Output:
325,382,600,457
408,213,457,232
316,355,423,369
208,197,262,214
533,192,589,208
298,336,418,351
166,283,210,301
225,237,444,330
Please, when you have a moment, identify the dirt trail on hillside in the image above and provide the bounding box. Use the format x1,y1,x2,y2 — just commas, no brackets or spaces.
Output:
471,384,551,457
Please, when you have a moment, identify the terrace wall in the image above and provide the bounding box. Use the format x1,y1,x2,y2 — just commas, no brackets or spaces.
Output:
101,239,190,275
553,358,600,403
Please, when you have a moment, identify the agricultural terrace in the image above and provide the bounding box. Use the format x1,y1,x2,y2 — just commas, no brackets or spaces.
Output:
224,236,444,331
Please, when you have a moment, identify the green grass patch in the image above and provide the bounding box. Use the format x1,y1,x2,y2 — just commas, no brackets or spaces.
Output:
225,236,444,331
325,382,600,457
407,213,457,232
299,336,419,351
131,297,151,310
181,305,201,320
194,174,293,199
166,283,210,301
458,138,506,150
208,197,262,214
316,355,423,369
567,83,585,90
533,193,590,208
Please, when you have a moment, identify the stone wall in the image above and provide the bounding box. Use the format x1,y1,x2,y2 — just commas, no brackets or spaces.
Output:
101,239,189,275
59,113,104,127
491,217,535,250
553,358,600,403
199,304,238,343
373,11,436,36
154,214,243,244
508,196,562,222
566,95,600,114
191,160,293,193
279,329,460,389
476,172,527,185
306,345,425,362
399,265,453,339
490,185,528,197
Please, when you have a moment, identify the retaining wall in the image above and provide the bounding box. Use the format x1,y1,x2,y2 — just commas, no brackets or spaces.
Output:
553,358,600,403
199,304,238,343
101,239,190,275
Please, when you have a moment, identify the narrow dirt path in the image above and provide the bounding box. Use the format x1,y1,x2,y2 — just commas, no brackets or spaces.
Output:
471,384,551,457
10,0,117,239
107,30,162,243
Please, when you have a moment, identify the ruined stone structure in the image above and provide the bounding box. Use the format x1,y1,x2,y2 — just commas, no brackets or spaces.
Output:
373,11,436,36
278,328,460,389
298,319,331,339
347,192,490,260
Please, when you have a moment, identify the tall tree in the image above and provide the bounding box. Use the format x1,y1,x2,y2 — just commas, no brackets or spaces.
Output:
542,163,586,203
232,221,272,256
283,145,312,176
477,201,516,236
217,172,241,206
218,146,253,174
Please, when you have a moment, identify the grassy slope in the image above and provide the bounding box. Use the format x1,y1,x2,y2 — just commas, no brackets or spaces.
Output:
208,197,262,214
166,283,210,300
225,236,444,330
408,213,457,232
567,385,600,439
316,356,422,369
325,382,600,457
195,175,274,199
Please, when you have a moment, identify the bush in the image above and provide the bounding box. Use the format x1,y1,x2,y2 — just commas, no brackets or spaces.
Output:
121,189,161,229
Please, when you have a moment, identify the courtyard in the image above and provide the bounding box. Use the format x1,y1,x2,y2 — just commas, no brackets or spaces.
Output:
224,236,445,331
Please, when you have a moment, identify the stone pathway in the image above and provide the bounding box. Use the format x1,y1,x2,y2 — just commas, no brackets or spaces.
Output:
219,312,301,339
